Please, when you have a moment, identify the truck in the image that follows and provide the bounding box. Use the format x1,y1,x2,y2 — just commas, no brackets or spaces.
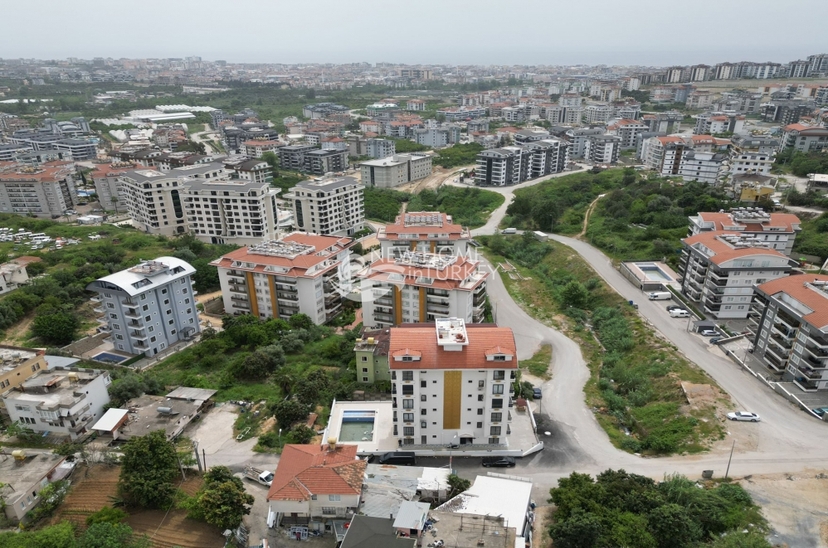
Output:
647,291,672,301
243,466,274,487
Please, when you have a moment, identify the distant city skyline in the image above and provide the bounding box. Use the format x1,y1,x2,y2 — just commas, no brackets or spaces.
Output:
2,0,827,67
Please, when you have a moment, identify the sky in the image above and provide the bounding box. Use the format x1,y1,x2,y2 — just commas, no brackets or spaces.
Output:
3,0,827,67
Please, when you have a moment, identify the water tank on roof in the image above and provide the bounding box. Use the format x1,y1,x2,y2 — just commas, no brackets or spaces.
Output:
157,407,173,415
12,450,26,461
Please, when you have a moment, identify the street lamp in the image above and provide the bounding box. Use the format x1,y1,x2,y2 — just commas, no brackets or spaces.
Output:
448,434,458,473
278,428,282,446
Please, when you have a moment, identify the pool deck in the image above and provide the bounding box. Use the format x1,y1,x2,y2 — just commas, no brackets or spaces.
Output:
620,261,681,292
326,400,395,453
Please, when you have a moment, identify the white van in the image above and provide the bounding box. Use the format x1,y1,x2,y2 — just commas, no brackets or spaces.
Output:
501,228,517,235
648,292,672,300
670,309,690,318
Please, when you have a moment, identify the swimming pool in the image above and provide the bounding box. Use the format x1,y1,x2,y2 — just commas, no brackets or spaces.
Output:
639,264,673,282
338,410,376,442
92,352,129,364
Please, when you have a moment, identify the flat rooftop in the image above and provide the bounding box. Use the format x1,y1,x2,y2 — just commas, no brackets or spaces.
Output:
121,393,209,441
294,176,361,191
427,511,516,548
0,453,71,500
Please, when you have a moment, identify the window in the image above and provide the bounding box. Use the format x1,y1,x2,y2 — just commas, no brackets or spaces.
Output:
420,394,427,401
362,377,368,382
403,399,413,409
321,507,336,515
142,304,149,311
477,422,483,428
421,409,427,415
361,356,368,362
421,421,427,429
328,494,341,501
478,380,485,388
493,370,505,380
166,309,172,315
109,313,117,319
164,299,170,305
477,408,483,415
106,303,114,309
489,437,500,444
490,426,501,436
492,384,504,394
402,371,414,381
478,395,484,401
403,413,413,422
492,399,503,409
421,380,427,388
402,385,414,395
403,426,414,436
491,412,502,422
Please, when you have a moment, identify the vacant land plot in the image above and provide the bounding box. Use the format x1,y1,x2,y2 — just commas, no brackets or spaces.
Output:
54,464,223,548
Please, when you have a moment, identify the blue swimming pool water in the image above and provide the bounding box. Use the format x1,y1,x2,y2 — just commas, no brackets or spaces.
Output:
93,352,128,364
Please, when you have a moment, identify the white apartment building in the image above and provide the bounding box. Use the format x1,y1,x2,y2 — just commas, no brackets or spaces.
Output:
365,138,396,159
687,208,802,256
211,232,354,325
389,319,517,447
677,150,727,184
641,135,731,181
607,118,649,149
0,261,31,296
240,139,283,159
181,178,280,245
285,176,365,237
584,135,620,164
730,134,778,177
679,231,793,319
694,113,745,135
778,123,828,153
360,154,433,189
0,161,77,218
377,212,472,258
474,139,567,186
86,257,201,356
358,252,488,328
565,128,605,159
91,162,137,213
3,367,111,441
583,105,614,124
749,274,828,390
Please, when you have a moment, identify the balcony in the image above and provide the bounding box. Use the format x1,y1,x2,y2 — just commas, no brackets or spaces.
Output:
773,314,799,333
122,297,138,306
129,330,148,341
374,313,394,323
96,316,109,324
124,308,141,319
770,333,793,350
228,285,247,294
134,341,149,350
277,292,299,302
765,342,789,364
89,296,101,303
92,306,105,314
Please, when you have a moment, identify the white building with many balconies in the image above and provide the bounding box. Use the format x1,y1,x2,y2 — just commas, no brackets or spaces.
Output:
285,176,364,237
389,319,517,448
377,212,471,258
211,232,354,325
687,208,802,256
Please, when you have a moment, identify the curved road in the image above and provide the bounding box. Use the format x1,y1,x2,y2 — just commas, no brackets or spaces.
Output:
467,171,828,487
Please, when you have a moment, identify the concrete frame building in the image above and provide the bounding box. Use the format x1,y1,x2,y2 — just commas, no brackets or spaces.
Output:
607,118,649,149
354,329,391,384
0,346,46,412
687,208,802,256
388,319,517,448
303,149,349,175
211,232,354,325
0,161,77,218
285,176,364,236
749,274,828,390
584,135,620,164
360,154,433,189
778,124,828,153
0,261,33,296
86,257,201,356
378,212,471,258
358,253,488,329
564,127,605,159
678,231,793,319
118,168,191,236
730,134,778,177
3,367,111,441
474,139,567,186
366,138,396,159
694,113,745,135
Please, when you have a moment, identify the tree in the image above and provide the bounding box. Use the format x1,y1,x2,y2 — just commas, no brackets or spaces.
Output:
270,399,308,429
549,510,603,548
184,465,254,530
86,506,128,526
286,425,315,444
560,280,589,309
288,313,314,330
32,309,78,345
77,522,151,548
118,430,179,509
447,474,471,499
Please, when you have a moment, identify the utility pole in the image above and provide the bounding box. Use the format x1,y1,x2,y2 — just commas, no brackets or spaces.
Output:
724,440,736,480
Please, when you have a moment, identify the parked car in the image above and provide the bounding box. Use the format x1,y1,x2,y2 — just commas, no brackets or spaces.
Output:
727,411,761,422
666,305,683,311
709,337,722,344
812,407,828,417
377,452,416,465
533,387,542,399
482,456,516,468
670,309,690,318
700,329,718,336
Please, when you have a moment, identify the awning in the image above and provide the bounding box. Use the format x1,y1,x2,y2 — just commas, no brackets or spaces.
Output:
459,433,475,438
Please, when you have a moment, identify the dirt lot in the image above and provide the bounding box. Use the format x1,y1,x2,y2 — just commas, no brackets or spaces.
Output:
738,471,828,548
54,464,225,548
395,164,471,194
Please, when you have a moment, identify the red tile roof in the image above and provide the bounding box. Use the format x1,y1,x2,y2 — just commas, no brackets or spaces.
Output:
267,444,366,502
682,231,788,266
697,212,801,232
757,274,828,330
388,324,517,370
0,161,75,183
381,212,468,240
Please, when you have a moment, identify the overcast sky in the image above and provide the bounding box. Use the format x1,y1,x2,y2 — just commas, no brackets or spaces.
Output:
3,0,827,66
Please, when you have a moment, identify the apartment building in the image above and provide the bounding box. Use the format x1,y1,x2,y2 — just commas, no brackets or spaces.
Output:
118,168,192,236
3,367,111,440
748,274,828,390
211,233,354,325
694,113,745,135
0,161,77,218
0,260,32,296
54,139,97,161
564,127,605,159
285,176,364,236
582,105,614,125
240,139,283,159
378,212,471,258
584,135,620,164
411,124,461,148
358,252,488,328
641,135,730,181
354,329,391,384
407,99,426,111
523,139,568,177
641,111,683,133
730,134,778,177
0,144,33,162
676,150,727,184
0,346,46,413
360,154,433,189
222,158,273,185
277,144,319,171
688,208,801,256
87,258,200,356
475,138,567,186
778,124,828,153
181,178,279,245
388,319,517,447
366,138,396,159
686,91,714,110
304,149,348,175
678,231,792,319
760,100,814,125
607,118,648,149
437,107,487,121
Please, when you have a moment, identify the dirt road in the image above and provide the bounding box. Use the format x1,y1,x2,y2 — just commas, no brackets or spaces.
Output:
395,164,473,194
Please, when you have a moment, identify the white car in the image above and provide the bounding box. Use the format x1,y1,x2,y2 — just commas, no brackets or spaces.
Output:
727,411,761,422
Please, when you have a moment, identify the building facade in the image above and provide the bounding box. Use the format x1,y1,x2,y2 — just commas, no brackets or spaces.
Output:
388,319,517,447
285,176,364,236
778,124,828,153
359,154,433,189
678,231,792,319
211,233,354,325
729,134,778,177
87,258,200,356
688,208,801,256
378,212,471,258
0,161,77,218
584,135,620,164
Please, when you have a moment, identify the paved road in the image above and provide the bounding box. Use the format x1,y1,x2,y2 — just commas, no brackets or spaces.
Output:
466,172,828,495
189,124,219,155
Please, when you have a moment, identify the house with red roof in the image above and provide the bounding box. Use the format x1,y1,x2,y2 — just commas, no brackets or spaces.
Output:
267,442,367,527
750,274,828,391
679,231,794,319
387,318,517,448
